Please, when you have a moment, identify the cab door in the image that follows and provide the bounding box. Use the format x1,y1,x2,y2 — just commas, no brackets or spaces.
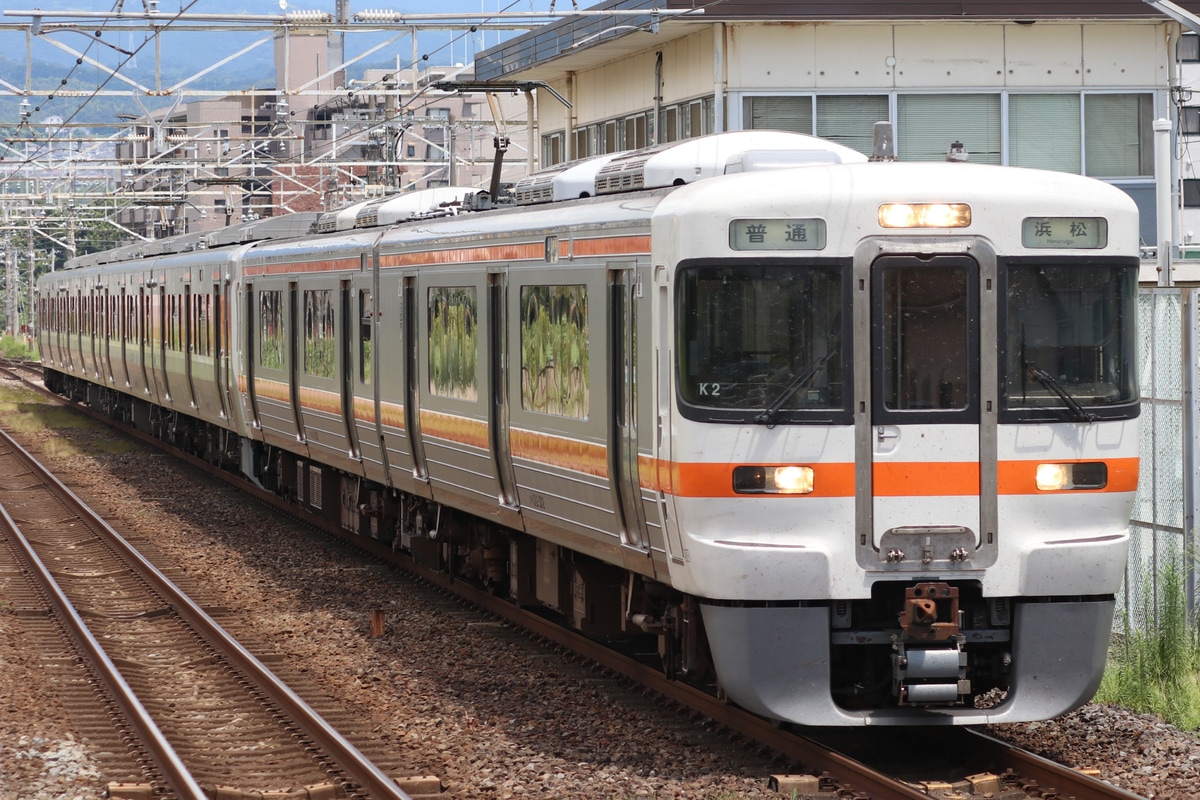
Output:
860,253,986,568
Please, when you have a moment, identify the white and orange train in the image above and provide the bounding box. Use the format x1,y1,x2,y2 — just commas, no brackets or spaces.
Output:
38,130,1139,725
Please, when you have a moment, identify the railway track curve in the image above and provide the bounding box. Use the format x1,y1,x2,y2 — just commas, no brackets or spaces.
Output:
0,411,414,799
0,359,1153,799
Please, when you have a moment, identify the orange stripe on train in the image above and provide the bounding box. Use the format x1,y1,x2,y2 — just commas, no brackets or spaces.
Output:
509,427,609,478
419,409,489,449
244,258,359,277
663,458,1139,498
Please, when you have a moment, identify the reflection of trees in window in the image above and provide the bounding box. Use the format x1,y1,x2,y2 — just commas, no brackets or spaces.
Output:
305,289,336,379
126,295,136,344
428,287,478,400
259,290,285,369
168,295,180,351
359,290,373,384
520,285,589,418
192,294,211,357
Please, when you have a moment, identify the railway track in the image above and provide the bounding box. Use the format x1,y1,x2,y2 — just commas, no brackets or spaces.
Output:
0,404,417,799
0,360,1150,799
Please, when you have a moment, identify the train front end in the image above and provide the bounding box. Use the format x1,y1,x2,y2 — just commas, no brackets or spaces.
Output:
654,160,1140,724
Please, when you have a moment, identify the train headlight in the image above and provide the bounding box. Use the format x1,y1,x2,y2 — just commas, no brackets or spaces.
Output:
732,465,815,495
1035,462,1108,491
878,202,971,229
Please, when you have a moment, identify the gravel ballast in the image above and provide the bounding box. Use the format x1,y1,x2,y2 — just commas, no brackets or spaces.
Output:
1,382,1198,800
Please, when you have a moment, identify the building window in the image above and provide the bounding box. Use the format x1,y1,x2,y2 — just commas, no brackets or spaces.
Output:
1183,106,1200,136
624,113,648,150
744,95,812,134
1084,93,1153,177
569,127,589,159
743,94,889,155
682,100,702,138
816,95,888,154
542,132,564,166
1184,178,1200,208
739,91,1150,176
601,120,620,154
898,94,1001,164
1009,94,1081,172
1180,32,1200,63
662,106,679,143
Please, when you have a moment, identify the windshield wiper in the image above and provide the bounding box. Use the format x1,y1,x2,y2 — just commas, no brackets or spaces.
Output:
755,351,836,428
1023,359,1095,423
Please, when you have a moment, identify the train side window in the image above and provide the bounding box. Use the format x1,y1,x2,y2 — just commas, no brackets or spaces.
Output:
304,289,336,379
359,290,373,384
193,294,210,357
125,293,135,345
259,290,285,369
428,286,478,401
519,284,589,419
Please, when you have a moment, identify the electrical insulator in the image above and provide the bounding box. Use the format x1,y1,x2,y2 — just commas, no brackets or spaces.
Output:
284,10,331,23
354,9,403,23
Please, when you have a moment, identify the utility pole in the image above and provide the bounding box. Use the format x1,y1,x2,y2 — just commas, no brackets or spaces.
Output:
26,224,35,341
27,231,35,345
66,205,76,262
4,241,17,336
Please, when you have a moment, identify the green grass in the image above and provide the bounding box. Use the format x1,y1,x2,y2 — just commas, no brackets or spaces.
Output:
0,385,139,455
1095,549,1200,730
0,334,37,359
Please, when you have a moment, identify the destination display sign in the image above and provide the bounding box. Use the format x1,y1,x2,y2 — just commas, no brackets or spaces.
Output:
1022,217,1107,249
729,218,826,251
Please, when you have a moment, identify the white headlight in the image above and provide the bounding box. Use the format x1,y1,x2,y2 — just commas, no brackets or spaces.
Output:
1036,463,1071,491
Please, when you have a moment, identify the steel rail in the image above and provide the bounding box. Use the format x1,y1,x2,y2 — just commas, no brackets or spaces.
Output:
14,377,930,799
0,422,412,800
964,728,1148,800
3,364,1151,800
0,428,207,800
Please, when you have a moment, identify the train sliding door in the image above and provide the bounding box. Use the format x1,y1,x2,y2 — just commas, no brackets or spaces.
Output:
609,266,649,551
856,249,998,570
488,270,518,510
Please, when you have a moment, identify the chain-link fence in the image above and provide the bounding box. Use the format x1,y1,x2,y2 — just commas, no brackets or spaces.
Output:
1124,288,1191,631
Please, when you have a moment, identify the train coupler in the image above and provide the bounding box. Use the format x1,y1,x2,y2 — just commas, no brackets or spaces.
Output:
892,641,970,705
893,582,970,705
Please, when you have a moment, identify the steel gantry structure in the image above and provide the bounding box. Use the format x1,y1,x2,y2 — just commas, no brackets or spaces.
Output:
0,1,691,337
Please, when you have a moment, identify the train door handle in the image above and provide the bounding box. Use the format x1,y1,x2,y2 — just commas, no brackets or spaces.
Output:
876,425,899,442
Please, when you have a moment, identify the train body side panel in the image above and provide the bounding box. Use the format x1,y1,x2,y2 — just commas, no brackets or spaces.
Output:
292,271,363,476
243,274,308,457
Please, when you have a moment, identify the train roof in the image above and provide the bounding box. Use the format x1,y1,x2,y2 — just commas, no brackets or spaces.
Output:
64,213,321,270
57,131,870,271
513,130,866,204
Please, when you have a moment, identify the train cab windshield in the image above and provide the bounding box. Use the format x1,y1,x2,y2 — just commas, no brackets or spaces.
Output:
675,262,851,424
1001,261,1139,422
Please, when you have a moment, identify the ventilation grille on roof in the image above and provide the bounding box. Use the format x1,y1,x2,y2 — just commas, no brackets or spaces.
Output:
514,182,555,205
595,156,649,195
